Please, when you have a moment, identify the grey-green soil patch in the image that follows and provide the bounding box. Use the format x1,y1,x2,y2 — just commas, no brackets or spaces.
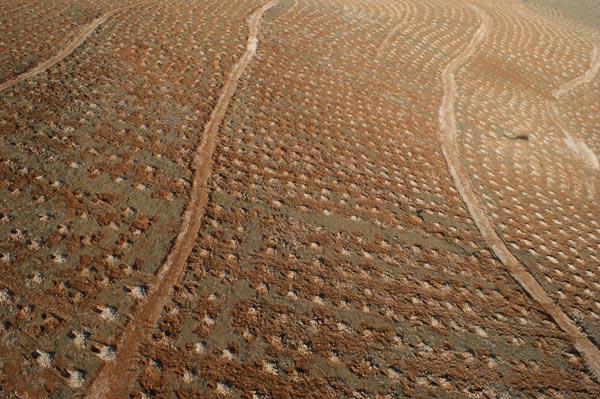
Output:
523,0,600,29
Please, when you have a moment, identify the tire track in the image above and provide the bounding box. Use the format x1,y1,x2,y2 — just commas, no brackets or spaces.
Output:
0,1,154,93
277,0,298,21
84,1,279,397
546,41,600,171
375,1,411,60
553,41,600,99
437,4,600,379
547,100,599,170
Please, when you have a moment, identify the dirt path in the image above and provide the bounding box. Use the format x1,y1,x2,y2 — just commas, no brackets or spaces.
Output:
0,1,154,93
546,41,600,171
547,100,599,170
553,41,600,99
375,1,410,60
277,0,298,21
437,4,600,379
84,1,279,397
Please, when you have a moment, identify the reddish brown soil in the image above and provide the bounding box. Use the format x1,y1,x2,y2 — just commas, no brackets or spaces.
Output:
1,0,600,398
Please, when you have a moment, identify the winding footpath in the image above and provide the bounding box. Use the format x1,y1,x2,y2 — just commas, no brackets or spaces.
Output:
375,1,411,60
437,5,600,379
546,41,600,171
277,0,298,22
547,100,599,170
84,1,279,397
0,1,154,93
553,41,600,99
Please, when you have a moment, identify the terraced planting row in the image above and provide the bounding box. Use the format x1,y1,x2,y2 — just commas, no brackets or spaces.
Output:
456,0,600,349
0,0,144,83
0,0,599,397
0,0,263,396
119,0,597,397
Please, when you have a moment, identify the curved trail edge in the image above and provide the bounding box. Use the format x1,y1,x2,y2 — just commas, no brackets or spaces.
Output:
546,41,600,171
375,2,408,60
553,41,600,99
277,0,298,22
437,5,600,379
84,1,280,397
0,1,154,93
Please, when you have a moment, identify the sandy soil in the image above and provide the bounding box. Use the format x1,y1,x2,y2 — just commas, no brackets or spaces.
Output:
375,2,410,60
553,41,600,98
84,1,280,397
545,40,600,170
437,3,600,379
0,1,154,93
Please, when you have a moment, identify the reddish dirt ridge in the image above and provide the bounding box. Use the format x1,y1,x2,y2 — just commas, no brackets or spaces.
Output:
437,4,600,379
84,1,280,397
0,1,155,93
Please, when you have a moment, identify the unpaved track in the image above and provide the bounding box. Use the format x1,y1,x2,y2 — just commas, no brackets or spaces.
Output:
0,1,154,93
553,41,600,99
84,1,279,397
437,4,600,379
547,100,599,170
277,0,298,21
375,21,403,60
546,41,600,171
375,1,409,59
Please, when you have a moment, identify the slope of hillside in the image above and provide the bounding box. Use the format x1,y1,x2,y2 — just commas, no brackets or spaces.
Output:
524,0,600,28
0,0,599,397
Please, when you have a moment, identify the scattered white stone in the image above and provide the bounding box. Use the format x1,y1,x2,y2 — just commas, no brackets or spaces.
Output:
263,362,278,375
216,382,231,396
286,291,298,300
28,239,41,250
128,285,146,299
97,306,117,321
203,314,215,326
51,253,65,264
386,367,400,379
0,289,11,304
474,326,487,338
9,229,23,240
34,350,52,368
194,342,206,354
222,349,234,360
66,369,85,389
183,370,195,384
95,345,116,361
71,331,87,349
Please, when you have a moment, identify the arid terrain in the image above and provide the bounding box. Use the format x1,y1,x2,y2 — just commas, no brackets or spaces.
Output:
1,0,599,397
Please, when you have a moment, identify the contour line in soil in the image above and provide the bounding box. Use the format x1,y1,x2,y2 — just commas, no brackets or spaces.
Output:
437,3,600,380
84,1,280,397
